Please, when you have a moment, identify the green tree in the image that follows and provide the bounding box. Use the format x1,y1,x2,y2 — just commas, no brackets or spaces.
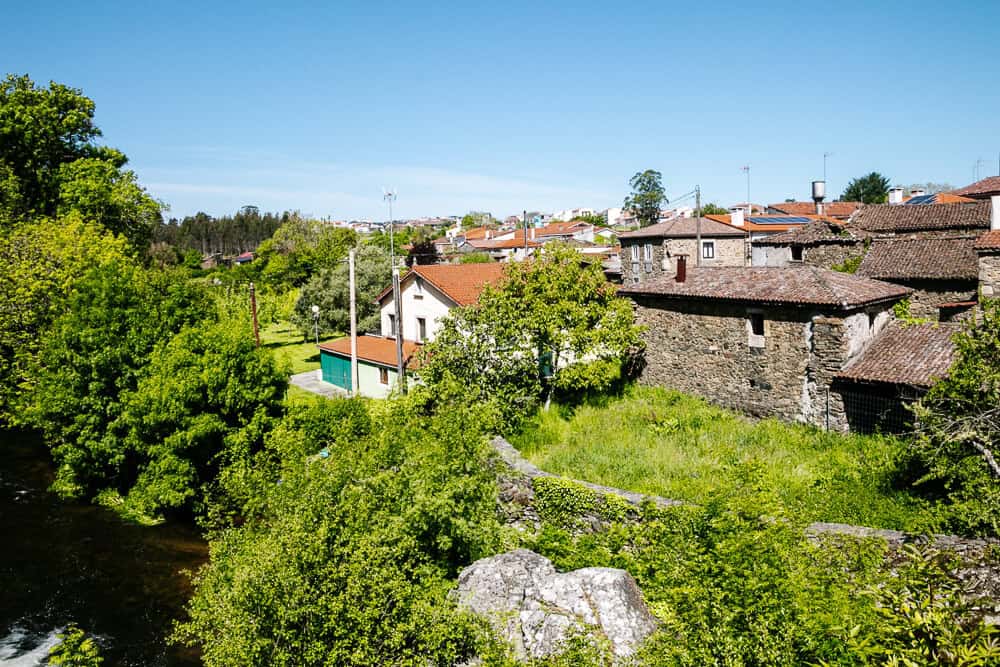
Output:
255,216,357,288
623,170,666,228
291,244,392,338
175,398,500,666
48,625,103,666
910,300,1000,535
0,213,132,423
573,213,607,226
419,244,643,430
699,202,729,216
23,263,210,500
842,172,891,204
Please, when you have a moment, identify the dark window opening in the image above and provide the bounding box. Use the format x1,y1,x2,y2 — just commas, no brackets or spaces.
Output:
702,241,715,259
791,246,803,261
379,367,389,385
417,317,427,342
750,313,765,336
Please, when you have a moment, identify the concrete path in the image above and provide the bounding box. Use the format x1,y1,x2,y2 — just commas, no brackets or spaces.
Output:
290,370,346,399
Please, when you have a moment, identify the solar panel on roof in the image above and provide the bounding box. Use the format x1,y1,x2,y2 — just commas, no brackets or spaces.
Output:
748,216,810,224
904,194,935,205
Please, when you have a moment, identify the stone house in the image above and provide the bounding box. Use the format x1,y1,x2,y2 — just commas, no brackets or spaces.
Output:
618,262,910,431
856,237,980,321
617,217,746,285
951,176,1000,201
975,229,1000,298
752,219,867,269
850,200,990,240
766,200,861,220
835,322,959,433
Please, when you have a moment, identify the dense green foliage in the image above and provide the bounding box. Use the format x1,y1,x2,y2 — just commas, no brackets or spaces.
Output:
842,171,891,204
153,206,288,257
177,398,502,666
47,625,103,666
0,74,161,247
623,169,666,227
419,245,642,430
253,216,358,288
699,202,729,216
513,386,943,532
911,301,1000,535
291,243,392,337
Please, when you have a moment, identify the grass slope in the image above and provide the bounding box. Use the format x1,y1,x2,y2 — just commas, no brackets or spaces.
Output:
260,322,322,375
511,386,934,532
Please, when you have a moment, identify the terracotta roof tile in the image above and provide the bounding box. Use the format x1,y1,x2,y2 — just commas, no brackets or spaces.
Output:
902,193,976,204
768,201,861,218
618,217,746,239
837,323,959,387
753,220,863,246
705,213,832,234
975,230,1000,251
951,176,1000,198
851,201,990,233
409,263,508,306
856,237,979,281
319,335,422,369
618,266,910,309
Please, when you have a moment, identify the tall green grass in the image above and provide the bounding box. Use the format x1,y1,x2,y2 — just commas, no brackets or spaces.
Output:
511,386,936,532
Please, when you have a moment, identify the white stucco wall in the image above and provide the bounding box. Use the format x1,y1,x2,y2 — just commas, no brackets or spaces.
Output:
380,274,455,342
357,361,398,399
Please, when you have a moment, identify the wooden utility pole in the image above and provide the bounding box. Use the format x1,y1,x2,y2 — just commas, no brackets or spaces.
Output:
348,249,359,395
249,282,260,347
392,266,406,394
695,186,702,267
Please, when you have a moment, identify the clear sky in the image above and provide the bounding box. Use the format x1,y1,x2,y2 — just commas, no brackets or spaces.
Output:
4,1,998,221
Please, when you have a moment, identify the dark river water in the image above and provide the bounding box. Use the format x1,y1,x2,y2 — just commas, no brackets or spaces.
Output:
0,430,207,666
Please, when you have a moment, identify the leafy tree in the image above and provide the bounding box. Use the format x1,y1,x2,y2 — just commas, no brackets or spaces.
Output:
48,625,103,666
460,252,493,264
254,216,357,288
623,170,666,228
292,244,392,338
0,74,161,247
406,228,439,266
0,213,132,423
460,211,493,230
175,398,500,666
910,300,1000,535
699,202,729,216
573,213,607,226
23,263,210,500
419,244,643,430
842,172,891,204
112,319,287,518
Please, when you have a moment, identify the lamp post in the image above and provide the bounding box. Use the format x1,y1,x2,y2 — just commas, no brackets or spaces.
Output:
311,304,320,346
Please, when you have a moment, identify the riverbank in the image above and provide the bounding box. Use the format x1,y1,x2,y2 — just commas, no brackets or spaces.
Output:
0,430,207,666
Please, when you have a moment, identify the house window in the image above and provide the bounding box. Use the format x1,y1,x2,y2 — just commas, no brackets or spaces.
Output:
791,246,803,262
417,317,427,342
629,244,640,276
748,312,766,349
379,367,389,385
643,243,653,273
413,278,423,299
702,241,715,259
750,313,765,336
387,313,396,338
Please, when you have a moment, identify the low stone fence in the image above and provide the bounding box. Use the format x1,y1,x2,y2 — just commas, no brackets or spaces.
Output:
491,436,1000,615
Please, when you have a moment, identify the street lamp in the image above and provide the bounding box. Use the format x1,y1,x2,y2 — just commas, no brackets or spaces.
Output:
311,304,320,345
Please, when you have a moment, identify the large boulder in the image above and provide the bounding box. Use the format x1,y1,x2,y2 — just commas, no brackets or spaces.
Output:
455,549,658,661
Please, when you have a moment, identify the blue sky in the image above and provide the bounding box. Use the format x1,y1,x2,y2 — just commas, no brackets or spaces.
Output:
4,1,998,220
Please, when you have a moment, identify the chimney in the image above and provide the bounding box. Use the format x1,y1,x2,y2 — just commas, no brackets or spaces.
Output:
675,255,687,282
888,187,904,205
530,227,535,240
910,188,926,198
811,180,826,215
730,207,745,227
992,195,1000,231
485,229,492,240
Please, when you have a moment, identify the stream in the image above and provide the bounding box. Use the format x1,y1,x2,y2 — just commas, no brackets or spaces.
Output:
0,430,207,666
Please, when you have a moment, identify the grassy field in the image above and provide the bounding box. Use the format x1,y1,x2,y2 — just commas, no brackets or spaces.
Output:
260,322,322,375
511,386,935,532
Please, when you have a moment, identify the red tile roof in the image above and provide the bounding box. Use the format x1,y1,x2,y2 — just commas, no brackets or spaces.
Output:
851,201,991,233
837,323,959,388
705,213,833,234
618,266,910,309
753,220,863,246
618,217,746,239
376,262,508,307
319,335,422,369
856,237,980,281
768,201,861,218
902,193,976,205
951,176,1000,199
466,237,543,250
975,230,1000,251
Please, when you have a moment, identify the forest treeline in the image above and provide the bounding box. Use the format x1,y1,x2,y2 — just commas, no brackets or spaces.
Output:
152,206,289,258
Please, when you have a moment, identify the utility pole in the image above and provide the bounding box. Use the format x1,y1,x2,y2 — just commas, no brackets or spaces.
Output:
384,189,397,266
695,185,702,267
392,266,406,394
348,249,358,395
523,209,528,255
823,152,833,182
741,165,751,212
249,282,260,347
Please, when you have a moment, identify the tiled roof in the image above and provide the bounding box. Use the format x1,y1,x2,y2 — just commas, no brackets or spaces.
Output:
705,213,833,234
837,323,958,388
768,201,861,218
975,230,1000,251
618,266,910,309
903,193,976,205
856,237,979,281
378,262,508,307
618,217,746,239
851,201,991,233
319,335,422,369
465,236,543,251
951,176,1000,199
753,220,863,246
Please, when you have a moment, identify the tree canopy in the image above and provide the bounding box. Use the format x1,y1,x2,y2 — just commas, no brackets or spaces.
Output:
623,170,666,228
842,172,891,204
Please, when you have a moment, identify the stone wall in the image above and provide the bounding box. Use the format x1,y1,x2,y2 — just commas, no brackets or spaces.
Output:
892,279,979,320
631,297,891,431
980,253,1000,299
802,242,866,269
620,237,745,284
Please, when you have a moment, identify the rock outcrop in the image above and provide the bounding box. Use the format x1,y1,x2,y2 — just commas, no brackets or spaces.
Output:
455,549,658,661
